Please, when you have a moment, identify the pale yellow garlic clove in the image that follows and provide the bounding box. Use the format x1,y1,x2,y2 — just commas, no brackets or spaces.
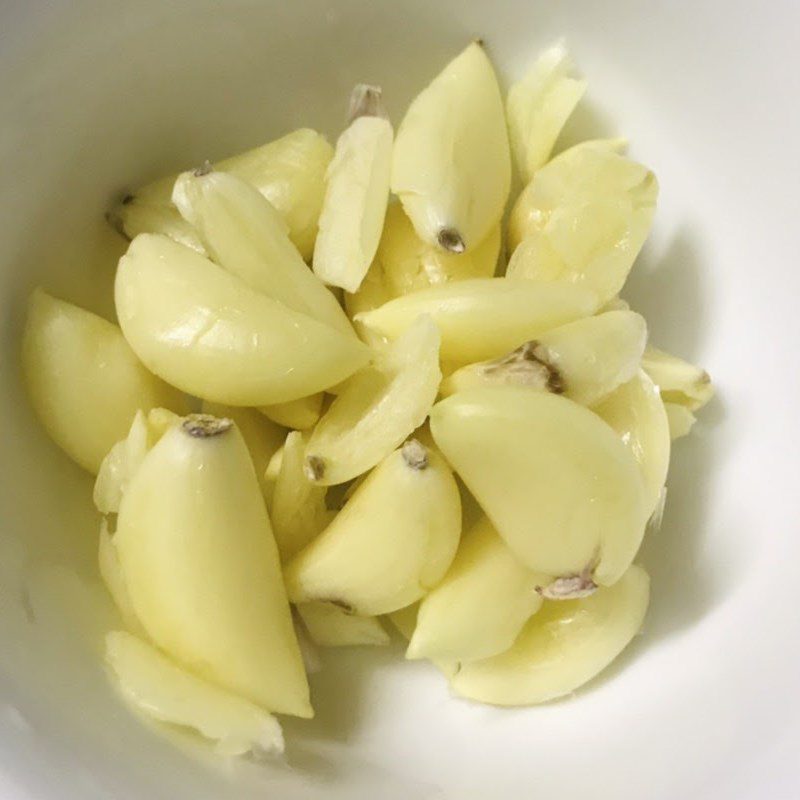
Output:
506,41,586,181
172,169,355,336
409,517,548,663
114,413,312,717
356,277,598,364
451,565,650,706
22,288,187,474
642,346,714,411
664,402,696,439
296,602,390,647
106,631,284,757
430,387,647,586
115,234,369,405
440,310,647,407
593,370,671,518
392,42,511,253
270,431,330,562
304,315,442,485
284,441,461,615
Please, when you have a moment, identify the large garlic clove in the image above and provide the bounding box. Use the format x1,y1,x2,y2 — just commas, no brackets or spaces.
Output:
112,128,332,260
201,401,285,499
22,288,187,474
506,42,586,181
284,440,461,615
391,42,511,253
172,169,355,336
304,315,441,485
592,370,671,518
507,141,657,305
409,518,548,663
270,431,330,562
641,346,714,411
259,394,324,431
430,387,647,586
114,414,312,717
375,203,500,297
356,278,598,364
313,87,393,293
115,234,369,405
440,309,647,407
106,631,284,757
451,564,650,706
296,602,390,647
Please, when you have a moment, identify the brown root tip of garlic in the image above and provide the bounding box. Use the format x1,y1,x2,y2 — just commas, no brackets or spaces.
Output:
402,439,428,470
181,414,233,438
437,227,466,253
536,569,598,601
303,455,326,482
347,83,389,123
482,341,565,394
192,160,214,177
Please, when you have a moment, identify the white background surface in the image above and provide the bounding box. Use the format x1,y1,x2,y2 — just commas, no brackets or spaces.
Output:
0,1,799,798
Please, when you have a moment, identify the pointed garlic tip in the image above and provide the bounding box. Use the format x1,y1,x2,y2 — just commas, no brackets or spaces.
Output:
401,439,428,470
436,227,466,253
192,160,214,177
303,455,326,482
347,83,388,123
536,566,598,600
181,413,233,438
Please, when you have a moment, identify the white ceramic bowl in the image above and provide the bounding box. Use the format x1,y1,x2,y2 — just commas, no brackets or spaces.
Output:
1,2,798,798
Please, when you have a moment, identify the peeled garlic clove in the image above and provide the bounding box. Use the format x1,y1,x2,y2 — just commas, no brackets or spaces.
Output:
284,440,461,616
312,88,393,293
115,234,369,405
107,198,206,254
430,387,647,586
392,42,511,253
451,564,650,706
22,288,187,474
506,41,586,181
440,310,646,406
270,431,330,561
507,143,657,304
296,602,390,647
115,128,333,260
409,518,548,663
259,394,323,431
593,370,671,518
173,170,355,336
106,631,284,757
115,414,311,717
201,401,285,498
641,347,713,411
99,521,145,635
664,402,696,439
357,278,598,364
304,315,441,485
376,203,500,297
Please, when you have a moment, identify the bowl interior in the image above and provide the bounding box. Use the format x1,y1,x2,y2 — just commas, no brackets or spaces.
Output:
1,2,799,798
